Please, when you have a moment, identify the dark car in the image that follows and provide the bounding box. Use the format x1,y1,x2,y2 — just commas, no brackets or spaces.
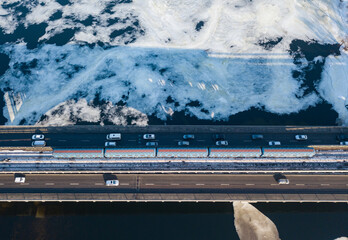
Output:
251,134,263,140
336,135,348,141
214,134,225,141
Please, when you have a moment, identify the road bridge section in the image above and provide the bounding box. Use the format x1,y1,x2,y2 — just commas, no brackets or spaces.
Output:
0,174,346,202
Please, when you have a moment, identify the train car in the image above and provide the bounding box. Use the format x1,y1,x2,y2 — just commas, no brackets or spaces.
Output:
261,148,315,158
104,148,156,158
53,148,104,158
157,148,208,158
209,148,262,158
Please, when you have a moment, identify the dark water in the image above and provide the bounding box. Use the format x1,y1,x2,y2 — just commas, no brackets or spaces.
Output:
0,202,347,240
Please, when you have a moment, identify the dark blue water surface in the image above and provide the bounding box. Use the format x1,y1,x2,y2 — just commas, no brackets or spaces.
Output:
0,203,347,240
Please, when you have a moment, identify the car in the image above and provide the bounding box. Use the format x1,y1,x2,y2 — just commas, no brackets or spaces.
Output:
183,134,195,140
340,141,348,145
268,141,281,146
106,133,121,140
32,134,44,140
105,141,116,147
14,177,25,183
143,134,155,140
295,135,307,141
216,141,228,146
277,178,289,184
251,134,263,140
178,141,190,146
214,134,225,141
146,142,158,146
105,180,119,186
336,134,348,141
32,140,46,147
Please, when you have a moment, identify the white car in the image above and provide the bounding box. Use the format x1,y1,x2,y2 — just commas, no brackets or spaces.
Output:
32,140,46,147
106,133,121,140
277,178,289,184
105,142,116,147
105,180,119,186
295,135,307,141
14,177,25,183
340,141,348,145
216,141,228,146
269,141,281,146
143,134,155,140
32,134,44,140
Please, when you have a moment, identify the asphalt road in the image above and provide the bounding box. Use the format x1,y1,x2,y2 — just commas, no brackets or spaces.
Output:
0,131,344,148
0,174,347,194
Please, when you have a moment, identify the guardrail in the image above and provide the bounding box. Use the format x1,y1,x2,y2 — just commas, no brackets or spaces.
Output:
0,193,346,202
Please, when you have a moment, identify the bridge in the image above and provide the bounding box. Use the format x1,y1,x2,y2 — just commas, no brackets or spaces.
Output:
0,125,347,202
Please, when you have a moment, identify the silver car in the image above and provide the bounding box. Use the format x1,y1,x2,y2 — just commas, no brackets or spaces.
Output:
269,141,281,146
178,141,190,146
295,135,307,141
216,141,228,146
146,142,158,146
32,134,44,140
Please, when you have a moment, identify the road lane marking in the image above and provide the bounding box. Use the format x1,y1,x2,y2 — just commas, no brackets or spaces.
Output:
170,183,180,186
196,184,205,186
94,183,104,186
120,183,129,186
296,184,305,186
220,184,229,186
70,183,79,186
45,183,55,186
21,183,29,185
270,184,278,186
145,183,154,186
245,184,255,186
321,184,330,186
0,183,4,185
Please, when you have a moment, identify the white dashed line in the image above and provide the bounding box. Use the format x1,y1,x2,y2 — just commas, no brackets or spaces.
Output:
0,183,4,185
170,183,180,186
21,183,29,185
70,183,79,186
145,183,154,186
45,183,55,186
270,184,278,186
220,184,229,186
296,184,305,186
196,184,205,186
321,184,330,186
245,184,255,186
